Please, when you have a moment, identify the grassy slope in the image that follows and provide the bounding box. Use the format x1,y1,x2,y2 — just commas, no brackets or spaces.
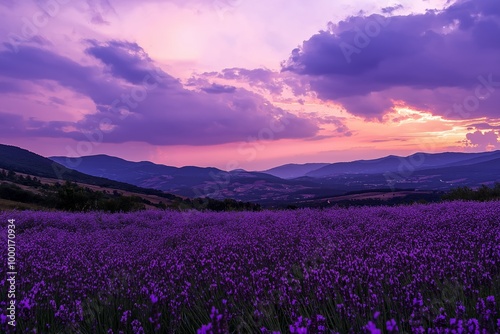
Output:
0,144,181,200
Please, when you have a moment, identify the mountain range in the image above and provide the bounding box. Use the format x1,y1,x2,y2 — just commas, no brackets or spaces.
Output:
0,143,498,207
0,144,264,211
51,150,500,204
264,151,500,178
0,144,181,201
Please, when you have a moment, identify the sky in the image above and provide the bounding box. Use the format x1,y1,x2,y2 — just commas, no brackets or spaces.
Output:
0,0,499,171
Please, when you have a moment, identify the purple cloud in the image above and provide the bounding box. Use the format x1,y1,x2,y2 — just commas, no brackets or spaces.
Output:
0,111,73,138
282,0,500,120
204,68,287,96
466,122,500,130
84,40,180,88
195,67,352,136
201,83,237,94
465,130,500,150
381,5,403,14
0,80,26,94
0,45,121,105
0,41,319,145
0,112,25,136
201,67,314,98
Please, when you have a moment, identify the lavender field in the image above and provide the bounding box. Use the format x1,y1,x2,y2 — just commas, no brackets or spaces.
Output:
1,201,499,333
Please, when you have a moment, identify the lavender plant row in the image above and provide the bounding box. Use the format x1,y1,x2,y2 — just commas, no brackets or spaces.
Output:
0,201,499,333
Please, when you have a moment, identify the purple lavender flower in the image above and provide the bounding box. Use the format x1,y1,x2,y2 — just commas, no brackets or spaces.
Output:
197,323,213,334
3,202,500,333
386,319,398,332
364,321,381,334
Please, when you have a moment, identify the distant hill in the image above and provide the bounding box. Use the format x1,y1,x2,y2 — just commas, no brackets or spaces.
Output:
304,151,500,177
412,157,500,185
50,154,324,203
50,149,500,205
263,163,329,179
0,144,181,200
0,144,261,211
51,154,227,190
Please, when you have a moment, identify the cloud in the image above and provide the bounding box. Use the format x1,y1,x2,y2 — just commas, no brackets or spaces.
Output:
381,5,403,14
0,111,72,138
193,67,353,139
84,0,115,25
200,67,314,99
466,122,500,130
3,0,115,25
0,112,25,136
84,40,180,87
282,0,500,120
0,80,26,94
201,83,237,94
371,138,409,143
304,113,352,137
59,0,240,24
465,130,500,150
203,68,287,96
0,41,319,146
0,45,119,105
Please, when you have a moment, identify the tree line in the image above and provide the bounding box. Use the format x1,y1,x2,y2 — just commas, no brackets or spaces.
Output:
442,183,500,202
0,170,261,213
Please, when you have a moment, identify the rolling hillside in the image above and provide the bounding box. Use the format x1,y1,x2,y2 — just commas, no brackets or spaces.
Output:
0,144,260,211
51,150,500,205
